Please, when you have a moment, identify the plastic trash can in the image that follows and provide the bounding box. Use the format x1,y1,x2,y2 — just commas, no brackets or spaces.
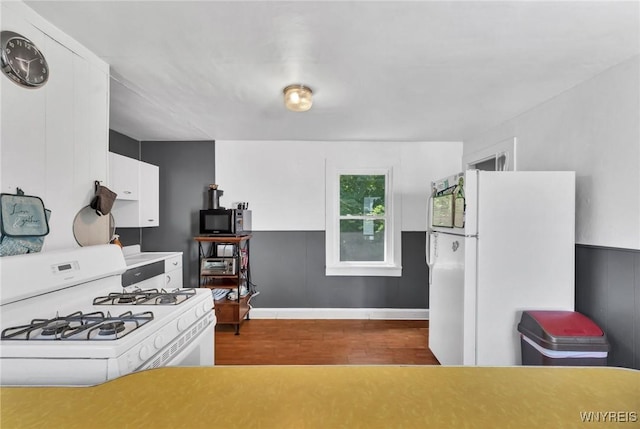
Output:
517,310,609,366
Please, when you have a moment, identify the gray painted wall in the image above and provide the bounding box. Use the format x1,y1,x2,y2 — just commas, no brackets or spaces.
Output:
109,129,140,160
140,140,215,288
575,245,640,370
109,130,216,286
248,231,428,308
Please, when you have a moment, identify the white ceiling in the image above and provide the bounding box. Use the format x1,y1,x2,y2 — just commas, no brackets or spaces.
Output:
25,1,640,142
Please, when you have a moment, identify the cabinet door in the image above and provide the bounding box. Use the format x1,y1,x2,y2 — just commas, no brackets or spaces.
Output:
164,255,183,288
109,152,139,200
139,161,159,226
165,269,183,289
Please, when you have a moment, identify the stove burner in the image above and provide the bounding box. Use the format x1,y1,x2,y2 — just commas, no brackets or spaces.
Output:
157,295,177,305
41,320,71,336
98,321,126,336
116,296,136,304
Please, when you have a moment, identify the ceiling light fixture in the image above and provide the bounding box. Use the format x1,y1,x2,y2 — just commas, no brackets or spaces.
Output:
283,84,313,112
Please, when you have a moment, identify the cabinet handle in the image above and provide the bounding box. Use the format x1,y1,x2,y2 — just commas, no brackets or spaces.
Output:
124,191,132,194
148,219,155,222
172,262,178,266
166,275,171,283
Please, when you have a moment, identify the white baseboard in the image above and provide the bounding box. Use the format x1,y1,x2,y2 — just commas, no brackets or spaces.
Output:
248,308,429,320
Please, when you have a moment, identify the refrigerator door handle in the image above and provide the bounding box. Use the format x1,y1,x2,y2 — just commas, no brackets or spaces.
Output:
426,192,435,285
426,193,433,268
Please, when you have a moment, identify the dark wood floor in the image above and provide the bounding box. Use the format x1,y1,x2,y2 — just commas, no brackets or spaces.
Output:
215,319,440,365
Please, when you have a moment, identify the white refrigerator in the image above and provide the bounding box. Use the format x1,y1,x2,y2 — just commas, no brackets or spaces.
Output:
426,170,575,366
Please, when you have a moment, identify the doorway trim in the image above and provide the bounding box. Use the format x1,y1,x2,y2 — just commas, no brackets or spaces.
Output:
462,137,517,171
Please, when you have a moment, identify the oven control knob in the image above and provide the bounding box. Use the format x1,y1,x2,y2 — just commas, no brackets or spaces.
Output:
154,335,164,349
202,302,210,313
139,345,150,360
196,302,209,317
177,317,189,331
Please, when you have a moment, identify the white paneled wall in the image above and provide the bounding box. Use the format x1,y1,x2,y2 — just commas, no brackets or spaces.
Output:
216,141,326,230
463,55,640,250
399,142,466,231
216,141,462,231
1,2,110,251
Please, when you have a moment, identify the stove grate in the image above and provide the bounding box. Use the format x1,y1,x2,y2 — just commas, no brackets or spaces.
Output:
1,310,154,341
92,288,197,306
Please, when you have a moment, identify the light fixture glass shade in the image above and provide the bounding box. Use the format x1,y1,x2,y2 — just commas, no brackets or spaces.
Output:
283,84,313,112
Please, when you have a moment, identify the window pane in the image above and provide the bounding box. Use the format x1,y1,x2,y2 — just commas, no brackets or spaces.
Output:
340,219,385,261
340,175,385,216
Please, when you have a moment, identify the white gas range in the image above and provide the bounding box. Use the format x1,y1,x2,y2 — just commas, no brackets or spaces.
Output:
0,244,215,386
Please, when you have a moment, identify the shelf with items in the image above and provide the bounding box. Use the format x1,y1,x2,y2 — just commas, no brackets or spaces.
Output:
214,293,253,325
200,276,241,286
194,235,252,335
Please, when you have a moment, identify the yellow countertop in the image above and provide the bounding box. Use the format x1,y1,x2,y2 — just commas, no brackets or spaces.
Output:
1,366,639,429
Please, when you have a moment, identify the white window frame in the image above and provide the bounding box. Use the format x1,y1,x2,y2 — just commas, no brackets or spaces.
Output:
325,162,402,277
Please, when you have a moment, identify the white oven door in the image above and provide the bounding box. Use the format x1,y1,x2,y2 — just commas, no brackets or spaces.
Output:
165,322,215,367
0,358,113,387
137,313,215,371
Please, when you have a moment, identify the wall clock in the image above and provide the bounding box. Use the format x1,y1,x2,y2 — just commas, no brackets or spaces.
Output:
1,31,49,88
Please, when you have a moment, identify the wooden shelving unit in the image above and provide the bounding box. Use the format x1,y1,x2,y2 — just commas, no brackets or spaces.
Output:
194,235,252,335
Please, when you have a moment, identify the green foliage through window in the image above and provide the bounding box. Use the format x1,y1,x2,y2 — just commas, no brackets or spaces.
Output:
339,174,386,261
339,175,385,216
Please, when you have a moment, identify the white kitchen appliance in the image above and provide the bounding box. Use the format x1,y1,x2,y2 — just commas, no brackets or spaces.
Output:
426,170,575,366
0,244,215,386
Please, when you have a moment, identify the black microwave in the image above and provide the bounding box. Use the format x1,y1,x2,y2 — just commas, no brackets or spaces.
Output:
199,209,251,235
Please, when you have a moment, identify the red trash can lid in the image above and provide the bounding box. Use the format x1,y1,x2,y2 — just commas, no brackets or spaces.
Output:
526,311,603,337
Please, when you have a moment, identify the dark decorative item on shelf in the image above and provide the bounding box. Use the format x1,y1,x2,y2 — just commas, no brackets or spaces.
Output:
0,188,51,256
208,184,224,209
90,180,117,216
1,31,49,88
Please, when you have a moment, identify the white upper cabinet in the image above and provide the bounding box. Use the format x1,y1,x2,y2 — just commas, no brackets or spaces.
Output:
109,152,139,200
138,161,159,227
110,153,159,228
